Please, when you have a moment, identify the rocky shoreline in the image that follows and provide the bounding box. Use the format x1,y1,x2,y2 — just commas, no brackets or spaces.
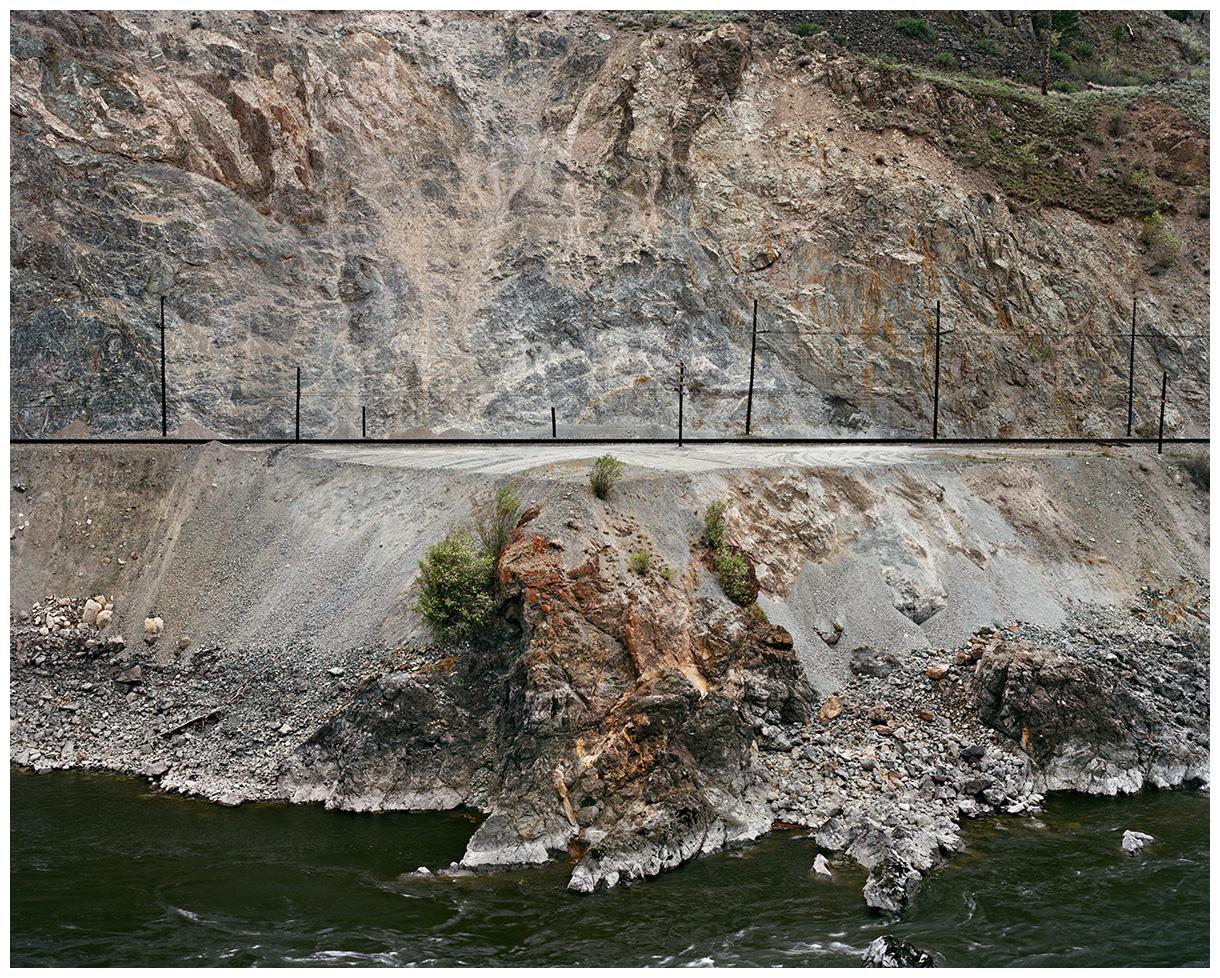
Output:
760,596,1209,912
11,583,1208,915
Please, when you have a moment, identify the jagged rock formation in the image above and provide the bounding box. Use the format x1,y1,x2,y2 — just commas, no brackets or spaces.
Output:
280,516,811,890
10,10,1210,438
973,624,1210,793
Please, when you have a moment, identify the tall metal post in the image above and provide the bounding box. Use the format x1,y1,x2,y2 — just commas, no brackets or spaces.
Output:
745,298,758,436
295,367,301,442
1126,296,1137,437
932,300,942,440
1157,372,1168,454
361,405,367,439
551,406,557,439
677,361,685,447
159,296,167,437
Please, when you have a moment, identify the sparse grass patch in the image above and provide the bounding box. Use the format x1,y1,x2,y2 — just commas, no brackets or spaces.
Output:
1182,452,1209,492
661,566,676,583
791,21,818,38
932,52,955,69
628,550,652,575
473,482,521,559
1140,212,1181,272
747,602,769,623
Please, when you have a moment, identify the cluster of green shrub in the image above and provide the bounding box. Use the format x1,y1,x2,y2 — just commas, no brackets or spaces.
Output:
703,499,755,606
416,482,521,640
589,454,623,500
628,549,652,575
895,16,934,42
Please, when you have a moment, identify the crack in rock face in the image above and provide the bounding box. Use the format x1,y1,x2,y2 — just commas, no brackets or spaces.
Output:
279,519,812,889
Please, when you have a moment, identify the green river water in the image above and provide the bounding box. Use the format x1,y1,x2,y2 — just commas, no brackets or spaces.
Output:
9,770,1209,967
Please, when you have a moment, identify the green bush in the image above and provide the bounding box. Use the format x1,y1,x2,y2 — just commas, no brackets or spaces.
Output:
791,21,818,37
932,52,955,69
589,454,624,500
473,482,521,558
628,550,652,575
415,531,495,640
704,499,730,551
1050,50,1073,70
895,16,934,41
714,548,754,606
1183,453,1209,492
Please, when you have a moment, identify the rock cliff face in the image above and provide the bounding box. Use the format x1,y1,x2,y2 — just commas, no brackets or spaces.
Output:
10,10,1210,439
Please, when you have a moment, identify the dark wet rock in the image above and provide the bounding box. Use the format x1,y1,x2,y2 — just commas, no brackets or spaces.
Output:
863,935,938,967
863,855,924,913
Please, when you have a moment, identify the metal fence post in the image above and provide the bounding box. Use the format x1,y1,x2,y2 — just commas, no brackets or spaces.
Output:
677,360,685,447
295,367,301,442
932,300,942,440
361,405,366,439
745,298,758,435
159,296,167,437
1126,296,1137,437
551,406,557,439
1157,371,1168,454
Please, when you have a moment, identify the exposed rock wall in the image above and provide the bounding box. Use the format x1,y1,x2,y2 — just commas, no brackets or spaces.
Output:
10,11,1210,438
281,516,812,890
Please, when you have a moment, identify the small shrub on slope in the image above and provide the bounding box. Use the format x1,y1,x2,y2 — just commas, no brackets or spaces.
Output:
590,454,624,500
416,530,495,640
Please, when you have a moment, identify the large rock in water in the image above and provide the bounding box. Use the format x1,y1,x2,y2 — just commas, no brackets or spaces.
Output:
971,635,1210,794
279,523,811,889
863,935,938,967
